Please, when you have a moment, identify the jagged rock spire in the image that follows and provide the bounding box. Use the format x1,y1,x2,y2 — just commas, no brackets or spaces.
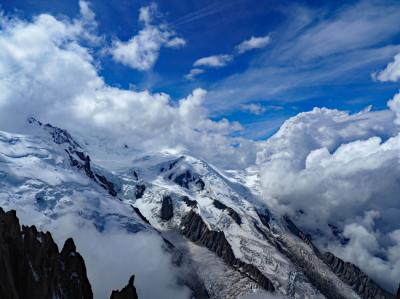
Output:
0,208,93,299
110,275,139,299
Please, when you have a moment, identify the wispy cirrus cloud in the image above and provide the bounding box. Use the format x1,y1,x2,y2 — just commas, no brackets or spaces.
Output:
193,54,233,68
184,68,205,81
186,34,271,80
241,103,267,115
206,0,400,115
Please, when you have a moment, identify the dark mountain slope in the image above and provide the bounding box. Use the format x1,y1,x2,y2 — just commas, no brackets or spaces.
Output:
0,207,93,299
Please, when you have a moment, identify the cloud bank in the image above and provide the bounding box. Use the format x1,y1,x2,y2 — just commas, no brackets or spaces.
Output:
0,3,255,169
257,103,400,291
49,215,191,299
256,51,400,290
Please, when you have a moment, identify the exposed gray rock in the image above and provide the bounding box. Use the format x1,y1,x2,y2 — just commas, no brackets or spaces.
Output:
65,149,117,197
110,275,138,299
181,210,275,292
256,221,357,299
256,209,271,228
160,196,173,221
213,199,227,210
181,196,197,207
323,252,395,299
226,207,242,225
134,184,146,199
0,208,93,299
96,174,117,197
131,206,150,225
284,215,315,250
172,170,205,191
213,200,242,225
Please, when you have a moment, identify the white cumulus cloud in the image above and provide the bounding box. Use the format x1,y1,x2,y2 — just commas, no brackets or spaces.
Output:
0,5,255,169
373,53,400,82
256,105,400,292
236,35,271,54
110,3,186,71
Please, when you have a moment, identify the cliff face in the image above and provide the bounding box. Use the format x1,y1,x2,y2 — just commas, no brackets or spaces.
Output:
323,252,394,299
0,208,93,299
181,210,275,292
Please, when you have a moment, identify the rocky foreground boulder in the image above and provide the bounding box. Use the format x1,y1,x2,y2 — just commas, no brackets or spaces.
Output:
0,207,92,299
0,208,139,299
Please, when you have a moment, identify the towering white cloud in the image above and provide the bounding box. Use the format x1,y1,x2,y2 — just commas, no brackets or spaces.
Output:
236,35,271,54
256,105,400,291
110,3,185,71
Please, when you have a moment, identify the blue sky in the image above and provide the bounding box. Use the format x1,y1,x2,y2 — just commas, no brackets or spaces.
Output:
2,0,400,139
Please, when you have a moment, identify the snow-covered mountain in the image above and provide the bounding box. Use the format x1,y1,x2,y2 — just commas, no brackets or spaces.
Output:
0,118,396,299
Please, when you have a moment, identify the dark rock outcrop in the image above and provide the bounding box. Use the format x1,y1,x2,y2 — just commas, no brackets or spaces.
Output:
256,221,354,299
65,149,117,197
284,216,316,251
173,170,205,191
226,208,242,225
0,208,93,299
213,200,242,225
134,185,146,199
28,117,81,149
181,196,197,207
29,118,117,197
323,252,395,299
160,156,185,173
181,210,275,292
160,196,173,221
110,275,138,299
397,284,400,299
96,174,117,197
275,217,393,299
256,209,271,228
131,206,150,225
213,199,227,210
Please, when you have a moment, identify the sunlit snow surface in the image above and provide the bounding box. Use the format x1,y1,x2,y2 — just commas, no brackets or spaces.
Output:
0,129,191,299
0,123,361,299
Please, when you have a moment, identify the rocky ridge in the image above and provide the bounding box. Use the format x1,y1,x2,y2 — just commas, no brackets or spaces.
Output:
0,207,93,299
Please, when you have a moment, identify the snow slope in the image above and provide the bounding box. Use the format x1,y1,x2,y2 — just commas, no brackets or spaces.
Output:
0,119,395,299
